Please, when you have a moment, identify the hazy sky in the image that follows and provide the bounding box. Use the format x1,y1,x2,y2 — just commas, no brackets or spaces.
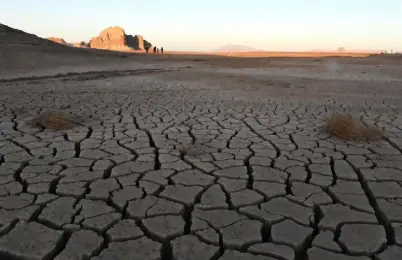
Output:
1,0,401,52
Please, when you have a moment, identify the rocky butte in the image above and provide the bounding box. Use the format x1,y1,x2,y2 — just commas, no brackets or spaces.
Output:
47,37,67,45
89,26,152,52
72,41,89,48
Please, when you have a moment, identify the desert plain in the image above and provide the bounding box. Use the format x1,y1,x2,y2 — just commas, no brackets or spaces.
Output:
1,23,402,260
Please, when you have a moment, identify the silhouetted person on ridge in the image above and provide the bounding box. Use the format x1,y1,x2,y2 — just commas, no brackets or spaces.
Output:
145,46,149,53
153,46,157,54
161,47,164,54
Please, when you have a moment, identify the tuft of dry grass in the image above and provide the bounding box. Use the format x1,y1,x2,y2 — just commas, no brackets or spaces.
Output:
28,111,74,131
362,126,383,141
327,114,362,140
180,143,202,156
327,114,383,141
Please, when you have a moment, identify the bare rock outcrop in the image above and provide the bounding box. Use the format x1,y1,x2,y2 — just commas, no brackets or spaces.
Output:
47,37,67,45
89,26,151,51
73,41,89,48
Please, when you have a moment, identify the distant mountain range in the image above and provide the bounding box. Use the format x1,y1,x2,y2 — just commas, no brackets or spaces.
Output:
213,45,381,54
213,44,261,53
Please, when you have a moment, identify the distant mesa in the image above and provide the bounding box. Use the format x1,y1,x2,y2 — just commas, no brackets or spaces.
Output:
337,47,345,52
214,44,261,53
47,37,67,45
72,41,89,48
89,26,152,52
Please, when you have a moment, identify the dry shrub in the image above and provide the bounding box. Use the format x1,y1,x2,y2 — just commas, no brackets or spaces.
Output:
327,114,362,140
327,114,383,141
362,126,383,141
180,143,201,156
28,111,73,130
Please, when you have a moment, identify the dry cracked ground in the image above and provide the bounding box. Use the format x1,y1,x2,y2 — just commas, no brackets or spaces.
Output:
1,56,402,260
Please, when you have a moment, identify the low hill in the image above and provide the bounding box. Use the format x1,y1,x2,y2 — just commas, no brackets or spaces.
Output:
213,44,261,53
0,23,134,73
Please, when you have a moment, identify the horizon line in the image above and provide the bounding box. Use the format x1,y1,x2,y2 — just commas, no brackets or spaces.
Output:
2,22,398,54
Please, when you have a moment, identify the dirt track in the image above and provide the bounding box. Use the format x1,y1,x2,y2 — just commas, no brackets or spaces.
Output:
1,30,402,260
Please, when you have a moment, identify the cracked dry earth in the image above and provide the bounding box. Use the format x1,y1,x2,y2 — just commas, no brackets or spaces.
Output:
1,64,402,260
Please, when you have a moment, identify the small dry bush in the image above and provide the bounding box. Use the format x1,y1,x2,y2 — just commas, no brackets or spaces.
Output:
362,126,383,141
180,143,202,157
327,114,383,141
28,111,74,131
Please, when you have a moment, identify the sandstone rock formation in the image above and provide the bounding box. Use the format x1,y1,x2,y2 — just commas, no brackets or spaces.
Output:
89,26,151,52
47,37,67,45
73,41,89,48
48,37,89,48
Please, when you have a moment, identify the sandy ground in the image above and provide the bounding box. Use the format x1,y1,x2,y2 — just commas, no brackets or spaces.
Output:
1,40,402,260
2,53,402,101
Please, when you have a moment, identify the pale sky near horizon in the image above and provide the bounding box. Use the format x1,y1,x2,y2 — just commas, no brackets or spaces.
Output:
1,0,401,52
